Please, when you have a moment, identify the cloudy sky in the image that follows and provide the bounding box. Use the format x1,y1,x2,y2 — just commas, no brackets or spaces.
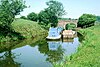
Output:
17,0,100,19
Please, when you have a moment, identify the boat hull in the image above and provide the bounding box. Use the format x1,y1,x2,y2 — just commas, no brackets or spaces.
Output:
46,35,61,40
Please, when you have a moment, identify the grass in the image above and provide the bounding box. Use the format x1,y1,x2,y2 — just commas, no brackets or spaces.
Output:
12,18,47,38
0,18,47,42
0,18,47,52
54,25,100,67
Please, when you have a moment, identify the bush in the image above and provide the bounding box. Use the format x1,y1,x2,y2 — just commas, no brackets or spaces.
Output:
65,23,76,30
27,12,38,21
78,14,96,28
96,16,100,22
20,16,27,19
38,10,50,26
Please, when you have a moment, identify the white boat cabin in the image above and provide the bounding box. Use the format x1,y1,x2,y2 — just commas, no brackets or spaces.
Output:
48,27,62,37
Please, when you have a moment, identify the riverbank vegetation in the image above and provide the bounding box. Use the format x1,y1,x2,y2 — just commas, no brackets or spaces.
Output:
12,19,47,38
0,18,47,42
54,25,100,67
78,14,96,28
0,0,26,42
65,23,76,30
0,0,100,67
0,0,66,42
0,0,48,42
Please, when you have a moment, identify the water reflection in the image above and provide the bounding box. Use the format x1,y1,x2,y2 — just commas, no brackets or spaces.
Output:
37,40,64,63
0,36,80,67
46,45,64,63
0,49,21,67
62,37,79,56
48,41,61,51
46,41,64,63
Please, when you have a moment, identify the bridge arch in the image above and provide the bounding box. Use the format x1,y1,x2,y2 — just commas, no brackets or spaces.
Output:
58,20,78,29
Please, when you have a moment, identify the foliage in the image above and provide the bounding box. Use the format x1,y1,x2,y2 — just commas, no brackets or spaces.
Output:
46,0,66,18
27,12,38,22
59,18,69,21
46,0,66,27
95,21,100,25
38,0,66,27
96,16,100,22
0,0,26,38
38,10,58,28
50,15,58,27
38,10,50,26
0,19,47,42
95,18,100,26
78,14,96,28
54,25,100,67
0,0,26,26
65,23,76,30
20,16,27,19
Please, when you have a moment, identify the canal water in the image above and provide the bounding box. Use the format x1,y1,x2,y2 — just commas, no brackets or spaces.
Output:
0,35,80,67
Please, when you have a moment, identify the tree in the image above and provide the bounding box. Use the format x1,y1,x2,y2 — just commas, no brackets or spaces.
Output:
45,0,66,27
78,14,96,28
38,10,50,26
27,12,38,22
0,0,26,37
65,23,76,30
46,0,66,18
96,16,100,22
20,16,27,19
49,15,58,27
38,0,66,27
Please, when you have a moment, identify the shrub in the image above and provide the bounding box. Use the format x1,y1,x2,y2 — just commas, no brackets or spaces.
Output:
65,23,76,30
27,12,38,21
20,16,27,19
78,14,96,28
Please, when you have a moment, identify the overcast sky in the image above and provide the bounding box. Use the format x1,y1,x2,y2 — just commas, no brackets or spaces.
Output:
17,0,100,19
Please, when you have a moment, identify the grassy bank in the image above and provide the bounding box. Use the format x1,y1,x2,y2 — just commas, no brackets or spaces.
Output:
12,19,47,38
0,19,47,42
54,25,100,67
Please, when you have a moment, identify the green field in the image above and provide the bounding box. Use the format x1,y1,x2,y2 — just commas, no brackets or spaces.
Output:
54,25,100,67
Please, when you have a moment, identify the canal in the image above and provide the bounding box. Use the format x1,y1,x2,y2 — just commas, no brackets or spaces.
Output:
0,34,80,67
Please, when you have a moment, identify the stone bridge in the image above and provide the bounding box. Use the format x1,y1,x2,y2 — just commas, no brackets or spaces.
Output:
58,20,78,29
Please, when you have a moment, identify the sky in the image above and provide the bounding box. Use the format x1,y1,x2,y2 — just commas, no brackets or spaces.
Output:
17,0,100,19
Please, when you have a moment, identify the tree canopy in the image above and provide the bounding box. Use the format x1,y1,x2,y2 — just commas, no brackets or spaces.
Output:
65,23,76,30
78,14,96,28
46,0,66,18
38,0,66,27
20,16,27,19
38,10,50,25
0,0,26,37
27,12,38,22
0,0,26,25
96,16,100,22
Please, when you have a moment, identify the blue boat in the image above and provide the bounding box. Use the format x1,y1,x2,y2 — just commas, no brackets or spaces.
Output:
46,27,63,40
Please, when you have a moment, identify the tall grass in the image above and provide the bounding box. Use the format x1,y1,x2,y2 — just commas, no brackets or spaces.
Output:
54,25,100,67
